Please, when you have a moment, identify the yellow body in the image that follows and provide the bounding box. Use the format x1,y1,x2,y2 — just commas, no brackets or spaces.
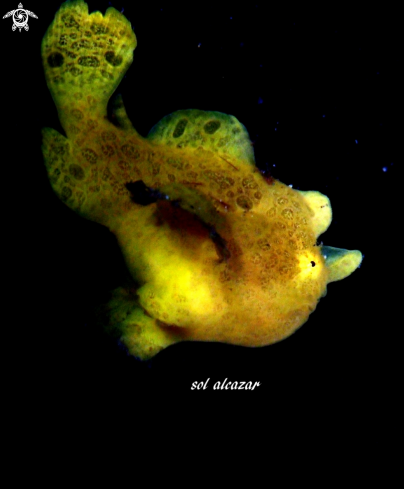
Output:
42,1,362,359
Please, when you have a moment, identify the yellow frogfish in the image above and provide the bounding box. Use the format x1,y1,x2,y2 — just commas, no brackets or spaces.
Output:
41,0,362,360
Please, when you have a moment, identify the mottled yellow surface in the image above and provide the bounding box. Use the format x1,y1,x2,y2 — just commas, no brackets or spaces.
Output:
42,0,362,359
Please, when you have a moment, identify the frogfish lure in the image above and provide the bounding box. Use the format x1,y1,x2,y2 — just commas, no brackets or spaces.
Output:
42,0,362,359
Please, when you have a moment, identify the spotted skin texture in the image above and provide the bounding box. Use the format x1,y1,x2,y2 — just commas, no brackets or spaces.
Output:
42,1,363,360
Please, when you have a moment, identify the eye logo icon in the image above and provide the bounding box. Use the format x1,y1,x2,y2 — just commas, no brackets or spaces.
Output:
3,3,38,32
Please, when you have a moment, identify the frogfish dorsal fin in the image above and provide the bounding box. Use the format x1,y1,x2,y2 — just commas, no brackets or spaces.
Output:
147,109,256,167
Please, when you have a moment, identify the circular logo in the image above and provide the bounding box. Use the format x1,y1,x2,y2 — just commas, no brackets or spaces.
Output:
12,9,28,30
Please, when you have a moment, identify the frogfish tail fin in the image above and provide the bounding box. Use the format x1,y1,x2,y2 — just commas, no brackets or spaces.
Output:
41,0,137,137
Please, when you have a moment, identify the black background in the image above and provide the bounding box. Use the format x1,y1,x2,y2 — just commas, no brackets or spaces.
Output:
2,1,399,408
